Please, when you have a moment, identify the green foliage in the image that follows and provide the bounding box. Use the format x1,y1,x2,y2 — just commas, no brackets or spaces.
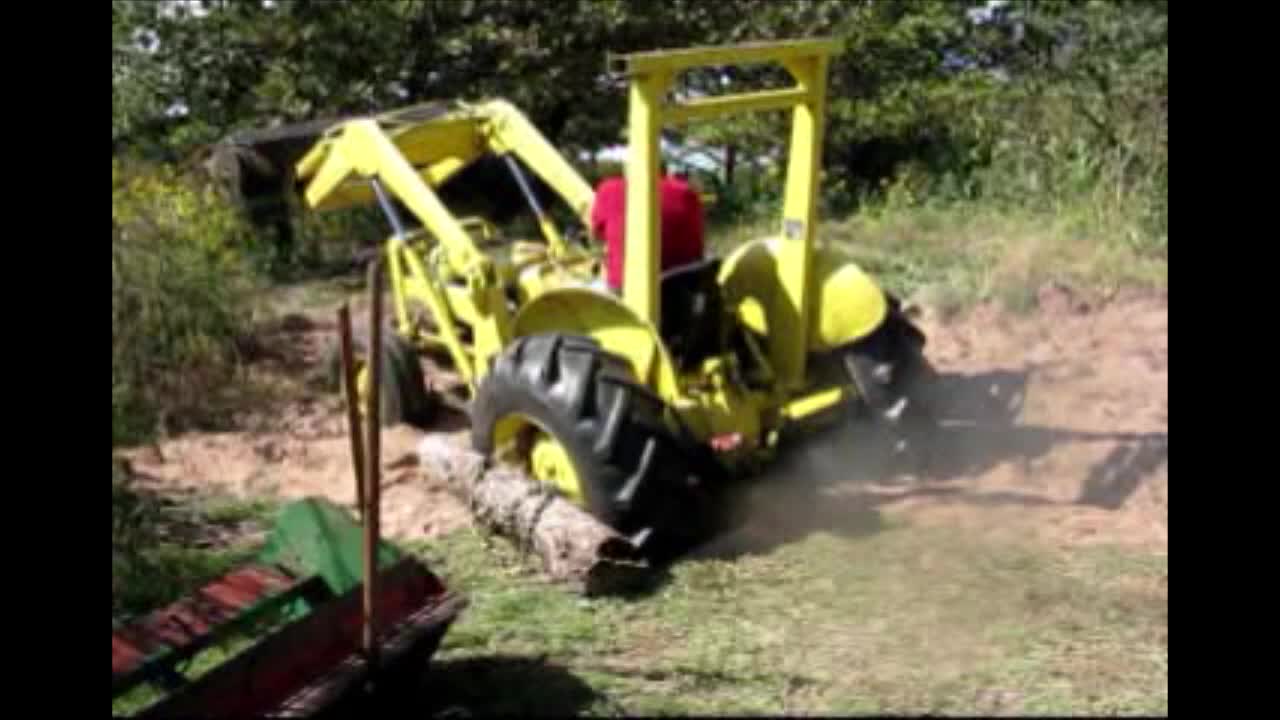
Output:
111,0,1166,328
112,0,1166,257
112,158,261,445
111,0,740,158
682,1,1165,252
277,205,387,279
974,1,1168,253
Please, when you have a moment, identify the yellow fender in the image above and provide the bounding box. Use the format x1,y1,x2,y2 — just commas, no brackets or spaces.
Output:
718,238,888,352
510,288,682,401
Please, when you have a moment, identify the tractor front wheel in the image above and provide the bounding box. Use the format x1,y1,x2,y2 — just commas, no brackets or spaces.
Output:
326,323,437,429
470,333,725,560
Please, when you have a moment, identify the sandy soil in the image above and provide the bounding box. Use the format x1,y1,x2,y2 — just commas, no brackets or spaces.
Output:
118,284,1168,552
717,283,1168,555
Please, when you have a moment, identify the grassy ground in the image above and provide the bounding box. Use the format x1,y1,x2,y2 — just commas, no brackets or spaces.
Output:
110,488,1168,717
711,202,1168,318
409,522,1167,716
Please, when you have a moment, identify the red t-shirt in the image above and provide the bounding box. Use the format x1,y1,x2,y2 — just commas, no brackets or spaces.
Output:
590,175,705,292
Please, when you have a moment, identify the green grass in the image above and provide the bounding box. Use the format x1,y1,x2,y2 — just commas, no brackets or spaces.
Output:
112,632,261,716
196,495,280,526
406,523,1167,716
709,199,1168,317
109,488,1168,716
112,464,280,621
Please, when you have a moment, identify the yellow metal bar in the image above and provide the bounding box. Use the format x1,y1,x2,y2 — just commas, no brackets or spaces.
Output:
336,120,488,277
622,70,671,326
386,238,412,336
418,330,475,356
612,37,843,366
780,386,848,422
296,137,334,180
300,143,356,211
469,282,512,385
666,87,810,125
535,216,569,253
305,157,473,213
772,53,831,390
609,38,844,76
391,237,477,385
476,100,598,230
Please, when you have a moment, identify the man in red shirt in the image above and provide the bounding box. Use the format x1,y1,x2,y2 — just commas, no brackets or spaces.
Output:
590,168,706,293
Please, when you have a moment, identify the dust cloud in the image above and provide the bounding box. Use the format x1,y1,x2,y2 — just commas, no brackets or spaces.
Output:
692,293,1169,558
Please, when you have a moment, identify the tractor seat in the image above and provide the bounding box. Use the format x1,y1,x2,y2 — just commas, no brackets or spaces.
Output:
659,257,724,372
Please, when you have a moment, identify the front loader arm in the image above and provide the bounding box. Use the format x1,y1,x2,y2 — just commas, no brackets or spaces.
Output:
298,119,489,277
297,119,513,377
475,100,596,225
472,99,597,237
297,100,596,256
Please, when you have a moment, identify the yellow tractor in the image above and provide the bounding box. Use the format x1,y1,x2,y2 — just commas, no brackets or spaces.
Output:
244,39,931,557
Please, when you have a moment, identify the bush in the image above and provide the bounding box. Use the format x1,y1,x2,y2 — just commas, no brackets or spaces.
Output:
112,159,262,446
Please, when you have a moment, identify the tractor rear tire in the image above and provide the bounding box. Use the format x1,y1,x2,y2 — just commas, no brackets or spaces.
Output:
841,302,940,474
325,324,437,429
843,304,934,422
470,333,726,561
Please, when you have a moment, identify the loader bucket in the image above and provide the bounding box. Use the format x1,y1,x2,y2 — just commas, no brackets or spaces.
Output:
111,497,466,718
203,100,555,231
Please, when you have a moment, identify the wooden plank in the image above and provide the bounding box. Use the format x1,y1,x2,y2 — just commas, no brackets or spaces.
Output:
337,303,367,520
364,259,385,679
136,558,460,719
202,565,297,607
112,565,309,695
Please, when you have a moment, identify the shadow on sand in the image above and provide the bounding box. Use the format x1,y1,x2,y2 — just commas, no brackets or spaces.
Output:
690,367,1168,560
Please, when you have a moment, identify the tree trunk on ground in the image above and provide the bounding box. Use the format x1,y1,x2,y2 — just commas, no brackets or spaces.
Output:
417,434,651,596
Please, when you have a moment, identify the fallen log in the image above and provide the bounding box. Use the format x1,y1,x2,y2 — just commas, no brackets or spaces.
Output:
417,434,651,596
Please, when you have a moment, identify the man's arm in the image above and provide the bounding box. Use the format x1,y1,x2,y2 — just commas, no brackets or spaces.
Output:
590,196,607,242
590,178,620,243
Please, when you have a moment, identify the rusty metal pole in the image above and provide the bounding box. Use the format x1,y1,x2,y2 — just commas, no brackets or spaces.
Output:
337,304,366,521
362,259,384,687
